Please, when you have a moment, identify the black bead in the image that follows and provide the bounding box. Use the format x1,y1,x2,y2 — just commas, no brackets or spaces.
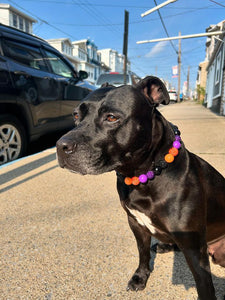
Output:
158,160,168,169
174,129,181,136
154,166,162,175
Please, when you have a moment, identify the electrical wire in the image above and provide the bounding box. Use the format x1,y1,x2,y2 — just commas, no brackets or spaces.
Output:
7,0,79,39
209,0,225,7
153,0,178,55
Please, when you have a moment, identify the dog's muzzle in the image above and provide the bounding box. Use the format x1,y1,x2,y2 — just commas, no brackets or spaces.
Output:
56,134,111,175
56,136,77,169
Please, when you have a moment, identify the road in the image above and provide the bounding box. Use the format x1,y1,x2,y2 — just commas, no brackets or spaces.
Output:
0,100,225,300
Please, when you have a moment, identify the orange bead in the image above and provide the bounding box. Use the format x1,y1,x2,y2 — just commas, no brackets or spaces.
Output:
124,177,132,185
165,153,175,163
132,176,140,185
169,147,179,156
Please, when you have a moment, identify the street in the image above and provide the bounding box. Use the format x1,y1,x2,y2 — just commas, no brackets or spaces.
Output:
0,100,225,300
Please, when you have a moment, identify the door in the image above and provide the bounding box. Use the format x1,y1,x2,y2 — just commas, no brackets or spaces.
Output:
2,38,61,134
43,48,90,130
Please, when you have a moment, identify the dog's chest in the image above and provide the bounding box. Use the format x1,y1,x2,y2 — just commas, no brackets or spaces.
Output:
126,206,157,234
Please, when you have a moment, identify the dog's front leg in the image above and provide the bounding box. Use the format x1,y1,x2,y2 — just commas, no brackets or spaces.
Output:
175,234,216,300
127,215,151,291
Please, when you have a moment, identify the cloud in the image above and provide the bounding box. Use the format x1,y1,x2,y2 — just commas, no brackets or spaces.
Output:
145,41,168,58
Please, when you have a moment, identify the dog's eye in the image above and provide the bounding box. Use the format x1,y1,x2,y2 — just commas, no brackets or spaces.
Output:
106,114,118,122
73,112,79,121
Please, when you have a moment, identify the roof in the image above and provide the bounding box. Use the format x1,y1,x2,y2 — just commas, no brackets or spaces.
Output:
0,3,37,23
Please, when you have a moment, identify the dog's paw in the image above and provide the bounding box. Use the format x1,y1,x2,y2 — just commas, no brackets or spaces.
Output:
127,270,150,292
151,242,180,253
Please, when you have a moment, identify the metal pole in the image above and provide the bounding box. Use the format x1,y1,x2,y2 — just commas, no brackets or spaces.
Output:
136,31,224,44
123,10,129,85
177,32,181,102
141,0,177,17
187,66,190,99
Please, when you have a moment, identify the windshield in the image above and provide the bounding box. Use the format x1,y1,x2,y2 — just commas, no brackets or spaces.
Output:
96,74,129,86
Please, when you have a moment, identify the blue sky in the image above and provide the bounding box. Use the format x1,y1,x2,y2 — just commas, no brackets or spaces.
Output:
6,0,225,91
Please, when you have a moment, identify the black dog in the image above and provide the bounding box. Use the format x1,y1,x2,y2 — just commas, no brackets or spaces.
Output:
56,76,225,300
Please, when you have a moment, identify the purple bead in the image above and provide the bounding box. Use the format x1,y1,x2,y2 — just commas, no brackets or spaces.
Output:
146,171,155,180
175,135,181,141
139,174,148,183
173,140,181,149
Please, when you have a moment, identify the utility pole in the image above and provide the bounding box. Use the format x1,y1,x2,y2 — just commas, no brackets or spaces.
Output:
123,10,129,85
187,66,190,99
177,31,181,102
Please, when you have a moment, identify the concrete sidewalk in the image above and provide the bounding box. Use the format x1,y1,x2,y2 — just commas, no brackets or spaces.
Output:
0,101,225,300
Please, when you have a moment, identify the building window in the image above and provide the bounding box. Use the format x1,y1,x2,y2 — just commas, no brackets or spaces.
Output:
25,20,30,33
19,16,23,30
12,13,17,27
9,12,32,33
215,52,221,84
62,42,72,56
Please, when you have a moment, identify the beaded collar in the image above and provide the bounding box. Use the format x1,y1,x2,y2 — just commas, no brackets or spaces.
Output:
124,124,181,186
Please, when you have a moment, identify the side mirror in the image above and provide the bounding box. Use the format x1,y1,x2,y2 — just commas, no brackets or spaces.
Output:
78,70,88,80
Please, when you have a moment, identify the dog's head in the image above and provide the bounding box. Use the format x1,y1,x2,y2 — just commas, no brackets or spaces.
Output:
56,76,170,175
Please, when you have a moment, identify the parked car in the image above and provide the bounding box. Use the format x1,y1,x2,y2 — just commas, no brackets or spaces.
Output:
95,72,140,88
0,23,96,165
168,90,178,103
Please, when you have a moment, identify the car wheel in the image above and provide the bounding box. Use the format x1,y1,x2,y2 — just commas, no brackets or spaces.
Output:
0,115,27,165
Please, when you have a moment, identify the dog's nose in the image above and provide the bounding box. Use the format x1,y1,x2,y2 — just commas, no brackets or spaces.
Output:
56,138,76,155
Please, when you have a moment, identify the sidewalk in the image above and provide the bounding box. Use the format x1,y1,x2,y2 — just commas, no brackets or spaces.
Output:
160,100,225,177
0,101,225,300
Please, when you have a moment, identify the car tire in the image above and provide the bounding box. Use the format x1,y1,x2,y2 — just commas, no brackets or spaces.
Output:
0,114,27,165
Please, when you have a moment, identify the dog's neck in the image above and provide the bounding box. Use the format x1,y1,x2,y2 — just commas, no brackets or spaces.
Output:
117,122,182,186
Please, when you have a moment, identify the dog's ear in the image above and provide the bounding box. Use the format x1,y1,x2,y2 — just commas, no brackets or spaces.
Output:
135,76,170,105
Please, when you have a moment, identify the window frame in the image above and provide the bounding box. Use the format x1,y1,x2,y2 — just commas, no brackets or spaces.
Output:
2,38,49,72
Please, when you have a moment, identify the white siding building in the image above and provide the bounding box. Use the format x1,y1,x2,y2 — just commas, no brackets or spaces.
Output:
97,48,130,73
47,38,80,70
0,3,36,33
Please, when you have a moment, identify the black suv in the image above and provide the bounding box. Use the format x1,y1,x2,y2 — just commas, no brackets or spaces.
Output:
0,23,95,165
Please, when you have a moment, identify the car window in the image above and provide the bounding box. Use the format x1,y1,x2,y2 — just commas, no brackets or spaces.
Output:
44,50,74,78
96,74,129,85
2,39,48,71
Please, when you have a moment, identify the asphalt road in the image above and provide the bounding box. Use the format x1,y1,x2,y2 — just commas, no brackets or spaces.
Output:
28,130,68,156
1,100,225,300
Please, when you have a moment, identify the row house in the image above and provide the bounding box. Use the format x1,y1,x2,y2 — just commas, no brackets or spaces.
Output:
72,39,101,83
0,3,36,34
98,48,130,73
47,38,80,70
198,20,225,116
196,61,208,103
205,21,225,115
47,38,123,84
47,38,103,84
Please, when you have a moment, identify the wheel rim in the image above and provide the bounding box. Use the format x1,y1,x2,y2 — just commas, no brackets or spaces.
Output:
0,124,22,165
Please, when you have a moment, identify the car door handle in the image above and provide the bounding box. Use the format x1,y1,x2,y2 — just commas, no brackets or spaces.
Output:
14,70,30,76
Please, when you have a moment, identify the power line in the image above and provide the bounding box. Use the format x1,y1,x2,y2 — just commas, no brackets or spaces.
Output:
7,0,79,40
71,0,121,36
209,0,225,7
153,0,178,55
20,0,225,10
42,5,222,28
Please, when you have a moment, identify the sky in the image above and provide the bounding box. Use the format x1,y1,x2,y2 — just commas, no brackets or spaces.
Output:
6,0,225,91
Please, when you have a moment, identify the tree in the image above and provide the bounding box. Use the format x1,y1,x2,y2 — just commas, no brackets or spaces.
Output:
196,84,205,104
